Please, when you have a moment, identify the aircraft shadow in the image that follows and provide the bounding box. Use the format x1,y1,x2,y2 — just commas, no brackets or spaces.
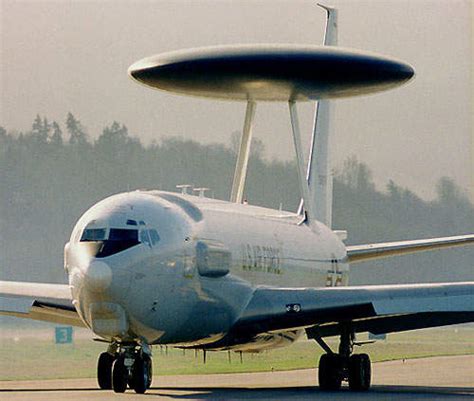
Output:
1,384,472,400
145,385,474,400
0,388,100,393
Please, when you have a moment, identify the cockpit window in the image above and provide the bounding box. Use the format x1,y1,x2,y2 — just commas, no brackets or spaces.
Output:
79,227,139,258
109,228,139,241
81,228,107,241
149,229,161,245
140,229,151,247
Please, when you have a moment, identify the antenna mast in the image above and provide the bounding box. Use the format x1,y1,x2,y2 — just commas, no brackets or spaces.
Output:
230,101,257,203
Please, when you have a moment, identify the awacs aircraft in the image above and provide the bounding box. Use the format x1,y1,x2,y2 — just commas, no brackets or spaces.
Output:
1,5,473,395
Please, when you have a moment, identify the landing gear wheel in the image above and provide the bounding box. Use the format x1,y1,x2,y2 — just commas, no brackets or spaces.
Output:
112,356,128,393
144,354,153,389
318,353,342,391
131,355,152,394
349,353,371,391
97,352,114,389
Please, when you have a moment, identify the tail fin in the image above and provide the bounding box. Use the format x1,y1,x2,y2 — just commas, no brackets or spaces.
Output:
299,4,337,228
318,4,338,46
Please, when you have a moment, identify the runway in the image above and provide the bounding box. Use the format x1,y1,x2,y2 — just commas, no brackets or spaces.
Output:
1,355,473,400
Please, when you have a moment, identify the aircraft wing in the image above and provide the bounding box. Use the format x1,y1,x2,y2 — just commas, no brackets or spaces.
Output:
0,280,84,327
229,282,474,342
346,234,474,264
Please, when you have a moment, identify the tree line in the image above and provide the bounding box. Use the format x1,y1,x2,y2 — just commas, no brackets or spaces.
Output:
0,113,472,284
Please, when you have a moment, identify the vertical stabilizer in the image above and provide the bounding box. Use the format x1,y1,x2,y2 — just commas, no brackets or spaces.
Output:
318,4,337,46
301,4,337,228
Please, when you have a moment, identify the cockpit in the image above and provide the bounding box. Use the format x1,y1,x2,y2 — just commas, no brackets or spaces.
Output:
79,221,160,258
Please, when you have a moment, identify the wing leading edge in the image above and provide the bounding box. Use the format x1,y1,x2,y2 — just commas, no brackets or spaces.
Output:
346,234,474,264
0,280,84,327
222,281,474,346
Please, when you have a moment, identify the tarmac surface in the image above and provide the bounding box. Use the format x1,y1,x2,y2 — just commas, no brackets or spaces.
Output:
1,355,473,401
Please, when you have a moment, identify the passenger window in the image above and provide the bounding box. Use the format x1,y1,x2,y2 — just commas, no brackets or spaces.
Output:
140,230,151,247
149,229,161,246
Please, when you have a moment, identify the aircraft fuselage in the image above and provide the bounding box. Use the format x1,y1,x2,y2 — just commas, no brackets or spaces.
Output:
65,191,347,351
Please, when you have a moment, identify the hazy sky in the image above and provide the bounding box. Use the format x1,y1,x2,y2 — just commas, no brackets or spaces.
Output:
1,0,472,201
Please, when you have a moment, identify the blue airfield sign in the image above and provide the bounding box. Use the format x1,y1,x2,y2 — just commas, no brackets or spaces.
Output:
55,326,73,344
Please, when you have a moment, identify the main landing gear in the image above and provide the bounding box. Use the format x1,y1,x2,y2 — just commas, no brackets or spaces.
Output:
97,342,153,394
314,324,371,391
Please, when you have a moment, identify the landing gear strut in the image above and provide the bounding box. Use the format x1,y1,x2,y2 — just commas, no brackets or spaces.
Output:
97,342,152,394
312,324,371,391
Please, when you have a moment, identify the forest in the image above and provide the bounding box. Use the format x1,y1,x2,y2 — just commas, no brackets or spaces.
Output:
0,114,473,285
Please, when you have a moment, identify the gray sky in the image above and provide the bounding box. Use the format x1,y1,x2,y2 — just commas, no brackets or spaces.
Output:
1,0,472,201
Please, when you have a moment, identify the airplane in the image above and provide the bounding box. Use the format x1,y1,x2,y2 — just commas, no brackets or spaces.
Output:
1,4,473,395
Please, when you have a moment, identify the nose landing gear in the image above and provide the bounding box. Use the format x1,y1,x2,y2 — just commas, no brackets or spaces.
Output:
97,351,114,389
129,352,153,394
97,342,153,394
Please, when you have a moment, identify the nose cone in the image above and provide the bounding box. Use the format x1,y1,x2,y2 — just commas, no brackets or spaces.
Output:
83,260,112,292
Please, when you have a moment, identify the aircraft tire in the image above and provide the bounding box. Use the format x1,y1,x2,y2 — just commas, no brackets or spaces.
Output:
112,356,128,393
318,353,342,391
144,354,153,388
348,353,371,391
97,352,114,389
131,355,151,394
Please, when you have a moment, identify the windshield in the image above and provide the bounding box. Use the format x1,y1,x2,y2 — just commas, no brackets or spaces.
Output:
79,226,160,258
81,228,107,241
109,228,139,241
80,228,139,257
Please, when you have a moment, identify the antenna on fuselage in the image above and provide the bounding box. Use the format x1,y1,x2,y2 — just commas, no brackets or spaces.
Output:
230,4,337,217
176,184,193,195
129,6,414,220
193,187,210,198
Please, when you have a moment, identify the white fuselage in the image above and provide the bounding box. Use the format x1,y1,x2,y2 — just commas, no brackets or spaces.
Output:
64,191,347,351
